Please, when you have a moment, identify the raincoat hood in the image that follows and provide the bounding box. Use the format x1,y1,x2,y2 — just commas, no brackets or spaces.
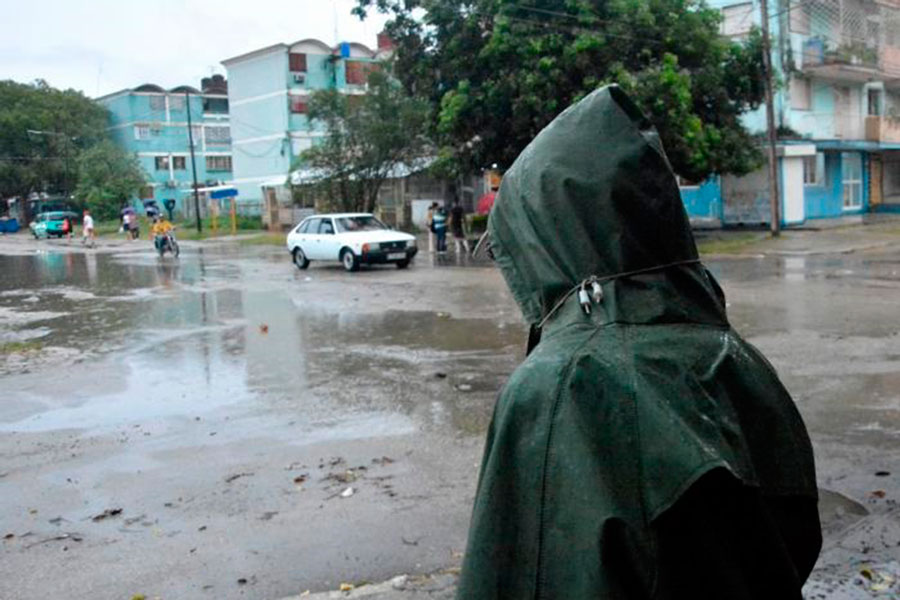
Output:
488,85,699,325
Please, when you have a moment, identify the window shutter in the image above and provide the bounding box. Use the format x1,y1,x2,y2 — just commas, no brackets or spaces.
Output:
289,53,307,72
345,61,366,85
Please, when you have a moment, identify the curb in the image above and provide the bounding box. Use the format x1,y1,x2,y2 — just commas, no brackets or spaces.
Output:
280,572,458,600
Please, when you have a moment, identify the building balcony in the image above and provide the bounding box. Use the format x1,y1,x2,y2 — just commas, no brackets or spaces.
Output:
800,38,887,83
834,114,867,140
866,116,900,143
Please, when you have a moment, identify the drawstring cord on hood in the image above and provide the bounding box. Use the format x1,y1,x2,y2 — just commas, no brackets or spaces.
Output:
536,258,702,330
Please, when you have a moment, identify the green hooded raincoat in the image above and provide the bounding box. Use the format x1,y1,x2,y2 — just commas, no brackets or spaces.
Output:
458,86,821,599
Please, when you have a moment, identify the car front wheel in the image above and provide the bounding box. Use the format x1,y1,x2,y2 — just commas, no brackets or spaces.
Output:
341,248,359,272
396,259,410,269
293,247,310,270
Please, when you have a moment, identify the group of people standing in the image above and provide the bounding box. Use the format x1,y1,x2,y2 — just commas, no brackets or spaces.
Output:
425,201,470,255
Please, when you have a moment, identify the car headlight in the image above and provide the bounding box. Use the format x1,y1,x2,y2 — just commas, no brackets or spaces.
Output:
408,238,416,247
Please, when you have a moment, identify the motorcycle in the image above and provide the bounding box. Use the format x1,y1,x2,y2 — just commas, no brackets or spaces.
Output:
155,230,180,258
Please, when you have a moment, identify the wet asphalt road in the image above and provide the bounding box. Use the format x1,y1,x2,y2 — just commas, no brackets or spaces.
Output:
2,238,900,598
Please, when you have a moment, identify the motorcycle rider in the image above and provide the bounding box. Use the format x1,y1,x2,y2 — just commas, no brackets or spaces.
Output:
150,216,174,253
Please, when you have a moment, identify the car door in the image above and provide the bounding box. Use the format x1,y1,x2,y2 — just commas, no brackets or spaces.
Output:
299,217,323,259
291,218,314,256
317,218,340,260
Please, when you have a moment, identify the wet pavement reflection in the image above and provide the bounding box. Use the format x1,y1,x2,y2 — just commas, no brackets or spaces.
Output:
0,249,523,438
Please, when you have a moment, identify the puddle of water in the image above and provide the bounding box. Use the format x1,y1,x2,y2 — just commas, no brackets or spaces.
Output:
0,251,522,439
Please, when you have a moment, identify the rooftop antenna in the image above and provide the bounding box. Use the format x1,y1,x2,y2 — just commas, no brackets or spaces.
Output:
333,2,339,45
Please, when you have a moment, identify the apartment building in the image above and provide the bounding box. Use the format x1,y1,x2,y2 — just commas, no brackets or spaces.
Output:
97,75,233,215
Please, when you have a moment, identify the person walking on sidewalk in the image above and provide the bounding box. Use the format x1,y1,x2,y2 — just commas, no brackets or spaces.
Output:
459,86,821,600
432,203,448,254
81,210,95,248
450,199,469,255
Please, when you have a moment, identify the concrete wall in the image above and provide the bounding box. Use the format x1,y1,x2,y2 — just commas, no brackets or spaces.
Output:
226,49,291,203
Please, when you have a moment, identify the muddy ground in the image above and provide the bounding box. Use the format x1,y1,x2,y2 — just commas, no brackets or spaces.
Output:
2,227,900,599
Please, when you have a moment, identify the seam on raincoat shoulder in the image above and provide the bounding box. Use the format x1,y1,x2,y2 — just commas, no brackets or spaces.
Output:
533,326,608,600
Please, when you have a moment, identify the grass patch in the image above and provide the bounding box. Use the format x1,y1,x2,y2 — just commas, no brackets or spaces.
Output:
237,233,285,246
178,214,263,233
0,340,43,354
94,215,264,240
696,232,768,255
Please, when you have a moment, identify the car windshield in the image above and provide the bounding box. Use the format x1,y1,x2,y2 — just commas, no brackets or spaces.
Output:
335,216,388,233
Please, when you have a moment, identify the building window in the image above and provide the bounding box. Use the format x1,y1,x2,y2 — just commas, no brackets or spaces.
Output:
790,76,812,110
868,89,883,116
842,153,863,209
173,156,186,170
289,53,308,72
203,97,229,113
205,156,232,171
139,186,155,200
721,3,754,37
155,156,170,171
205,126,230,143
803,153,824,186
188,125,202,145
134,125,150,140
169,95,185,111
290,96,309,113
345,61,368,85
149,95,166,111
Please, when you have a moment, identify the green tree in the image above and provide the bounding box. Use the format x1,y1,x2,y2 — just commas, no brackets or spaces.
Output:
353,0,767,181
295,68,431,213
74,141,146,221
0,80,108,202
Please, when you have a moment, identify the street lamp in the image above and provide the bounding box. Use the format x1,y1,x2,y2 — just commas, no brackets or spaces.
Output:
26,129,78,201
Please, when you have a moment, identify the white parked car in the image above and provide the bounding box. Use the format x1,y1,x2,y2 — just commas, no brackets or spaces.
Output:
286,213,418,272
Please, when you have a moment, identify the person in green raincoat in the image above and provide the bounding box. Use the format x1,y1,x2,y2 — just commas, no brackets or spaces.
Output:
459,85,821,599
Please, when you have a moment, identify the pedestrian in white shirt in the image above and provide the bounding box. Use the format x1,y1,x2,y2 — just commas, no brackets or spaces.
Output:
82,210,95,248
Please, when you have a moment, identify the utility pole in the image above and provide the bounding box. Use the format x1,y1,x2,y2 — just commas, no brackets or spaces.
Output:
185,90,202,233
27,129,73,201
759,0,781,236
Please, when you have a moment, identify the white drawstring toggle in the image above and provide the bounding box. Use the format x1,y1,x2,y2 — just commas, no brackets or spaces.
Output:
577,285,592,315
590,280,604,303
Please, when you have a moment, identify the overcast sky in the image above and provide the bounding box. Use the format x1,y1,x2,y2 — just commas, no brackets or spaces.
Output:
0,0,390,98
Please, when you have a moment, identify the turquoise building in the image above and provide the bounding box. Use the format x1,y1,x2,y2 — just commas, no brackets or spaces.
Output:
97,75,233,216
687,0,900,225
221,36,392,210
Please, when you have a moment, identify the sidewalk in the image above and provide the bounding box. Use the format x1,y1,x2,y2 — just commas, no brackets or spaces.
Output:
695,216,900,258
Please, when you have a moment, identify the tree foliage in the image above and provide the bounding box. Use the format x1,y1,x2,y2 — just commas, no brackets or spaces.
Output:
295,68,431,213
353,0,767,181
0,80,109,201
74,141,147,221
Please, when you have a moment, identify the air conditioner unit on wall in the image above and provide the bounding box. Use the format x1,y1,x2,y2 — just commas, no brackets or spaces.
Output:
165,180,178,189
293,73,306,84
